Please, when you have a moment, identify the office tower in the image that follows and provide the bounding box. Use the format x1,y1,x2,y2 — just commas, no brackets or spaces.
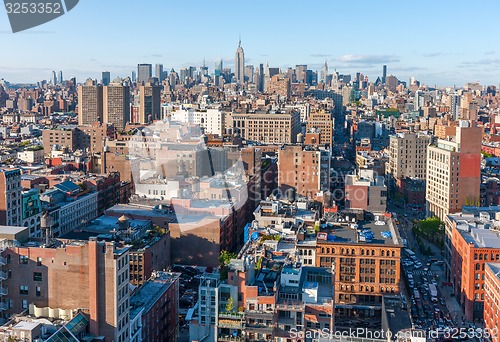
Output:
234,39,245,84
426,122,482,221
58,71,63,84
131,71,136,82
306,110,334,146
258,63,264,92
103,81,130,129
78,79,103,125
155,64,164,82
179,68,189,83
387,132,431,180
296,64,307,83
137,63,152,85
321,61,328,84
52,71,57,85
244,65,254,83
139,81,161,123
449,94,460,119
102,71,110,86
382,65,387,84
0,168,22,226
215,59,223,76
200,59,208,77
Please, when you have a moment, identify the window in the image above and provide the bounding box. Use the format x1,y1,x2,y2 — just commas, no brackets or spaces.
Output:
33,272,42,282
20,286,28,295
19,255,28,264
37,257,42,266
36,287,41,297
22,300,28,309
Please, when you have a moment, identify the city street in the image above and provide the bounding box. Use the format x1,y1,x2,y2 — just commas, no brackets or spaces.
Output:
388,200,482,341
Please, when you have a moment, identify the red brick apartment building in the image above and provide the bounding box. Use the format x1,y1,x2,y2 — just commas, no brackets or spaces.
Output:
484,263,500,342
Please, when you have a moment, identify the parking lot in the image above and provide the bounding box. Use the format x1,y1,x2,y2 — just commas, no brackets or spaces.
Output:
172,265,203,337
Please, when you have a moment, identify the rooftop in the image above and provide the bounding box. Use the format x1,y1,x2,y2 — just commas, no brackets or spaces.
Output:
130,272,180,318
316,219,401,246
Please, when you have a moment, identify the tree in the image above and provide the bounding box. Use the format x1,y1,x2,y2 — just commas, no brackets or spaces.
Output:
225,297,235,313
219,250,237,267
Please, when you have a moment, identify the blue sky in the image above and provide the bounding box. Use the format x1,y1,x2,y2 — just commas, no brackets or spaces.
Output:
0,0,499,86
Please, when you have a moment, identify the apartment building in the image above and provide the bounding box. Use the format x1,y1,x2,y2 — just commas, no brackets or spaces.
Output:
305,110,334,146
426,121,482,221
277,145,331,199
386,132,430,181
0,168,22,227
0,233,131,342
345,169,387,213
484,263,500,342
447,208,500,321
230,110,301,144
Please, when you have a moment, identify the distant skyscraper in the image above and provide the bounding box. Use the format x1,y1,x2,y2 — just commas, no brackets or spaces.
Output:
258,64,264,92
102,71,111,86
215,59,223,77
131,71,136,83
58,71,63,84
137,63,152,85
296,65,307,83
139,81,161,124
155,64,164,82
78,79,103,125
103,81,130,129
245,65,254,83
382,65,387,84
235,39,245,84
321,61,328,84
52,71,57,85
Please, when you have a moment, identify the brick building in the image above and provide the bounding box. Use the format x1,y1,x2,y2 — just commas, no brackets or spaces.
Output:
484,263,500,342
0,235,130,342
130,272,180,342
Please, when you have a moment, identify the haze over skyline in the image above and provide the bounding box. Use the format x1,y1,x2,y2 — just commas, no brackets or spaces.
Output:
1,0,499,86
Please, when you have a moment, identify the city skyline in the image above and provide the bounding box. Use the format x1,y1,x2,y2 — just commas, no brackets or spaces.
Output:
0,0,499,86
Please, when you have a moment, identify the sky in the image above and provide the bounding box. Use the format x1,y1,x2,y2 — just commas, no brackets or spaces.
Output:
0,0,499,87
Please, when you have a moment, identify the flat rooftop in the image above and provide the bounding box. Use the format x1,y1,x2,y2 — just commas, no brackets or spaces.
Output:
0,226,28,235
318,220,401,246
130,272,180,318
457,227,500,248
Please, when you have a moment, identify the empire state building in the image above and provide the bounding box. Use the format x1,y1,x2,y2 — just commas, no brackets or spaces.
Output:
235,39,245,84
